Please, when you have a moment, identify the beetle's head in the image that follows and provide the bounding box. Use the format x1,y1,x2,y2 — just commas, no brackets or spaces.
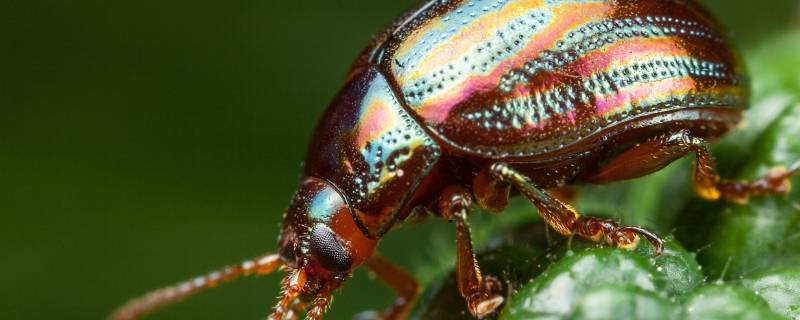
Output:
274,176,377,317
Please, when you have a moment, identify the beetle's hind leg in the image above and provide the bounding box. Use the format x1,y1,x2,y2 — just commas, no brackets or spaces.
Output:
584,129,798,203
435,185,504,318
688,135,797,203
490,163,665,255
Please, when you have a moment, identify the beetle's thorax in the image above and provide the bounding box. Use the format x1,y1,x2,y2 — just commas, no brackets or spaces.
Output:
303,69,442,238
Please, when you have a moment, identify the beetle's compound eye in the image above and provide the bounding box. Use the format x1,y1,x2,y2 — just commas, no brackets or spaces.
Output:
309,223,352,272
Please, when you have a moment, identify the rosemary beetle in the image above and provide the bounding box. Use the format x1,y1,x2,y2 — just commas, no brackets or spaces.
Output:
111,1,800,319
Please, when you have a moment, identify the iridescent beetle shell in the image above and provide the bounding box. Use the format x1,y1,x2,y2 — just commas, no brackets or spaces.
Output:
313,0,746,236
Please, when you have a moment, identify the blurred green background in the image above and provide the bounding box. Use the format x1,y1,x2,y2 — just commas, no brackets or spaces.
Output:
2,1,799,319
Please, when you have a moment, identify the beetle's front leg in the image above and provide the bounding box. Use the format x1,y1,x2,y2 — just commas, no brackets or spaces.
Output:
436,186,504,318
490,163,665,255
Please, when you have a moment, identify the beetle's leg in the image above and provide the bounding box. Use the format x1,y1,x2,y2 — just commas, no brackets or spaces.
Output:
474,168,578,210
437,185,504,318
356,255,420,320
687,136,797,203
584,129,798,203
491,163,665,255
110,253,282,320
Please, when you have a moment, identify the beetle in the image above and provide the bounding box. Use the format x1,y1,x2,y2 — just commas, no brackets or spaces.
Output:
111,0,800,319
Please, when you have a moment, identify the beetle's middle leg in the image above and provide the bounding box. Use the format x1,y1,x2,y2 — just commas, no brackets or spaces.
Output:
436,185,504,318
488,163,665,254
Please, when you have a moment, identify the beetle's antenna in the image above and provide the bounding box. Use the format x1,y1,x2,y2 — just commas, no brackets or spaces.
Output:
109,253,282,320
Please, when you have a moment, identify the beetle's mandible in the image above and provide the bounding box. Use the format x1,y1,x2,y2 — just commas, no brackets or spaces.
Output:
111,1,800,319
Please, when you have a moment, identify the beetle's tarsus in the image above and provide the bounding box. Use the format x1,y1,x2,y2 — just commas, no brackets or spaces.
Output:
572,217,664,256
621,226,665,256
464,276,505,318
467,293,505,319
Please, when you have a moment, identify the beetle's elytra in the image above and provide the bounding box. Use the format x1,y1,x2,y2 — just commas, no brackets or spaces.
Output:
112,1,799,319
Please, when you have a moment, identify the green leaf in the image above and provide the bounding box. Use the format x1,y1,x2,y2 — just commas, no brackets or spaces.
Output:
634,237,704,297
501,244,703,320
571,284,680,320
503,248,659,320
682,284,784,320
741,269,800,319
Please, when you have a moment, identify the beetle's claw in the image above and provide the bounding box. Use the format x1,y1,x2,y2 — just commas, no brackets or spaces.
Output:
620,226,664,256
576,218,664,256
466,293,504,319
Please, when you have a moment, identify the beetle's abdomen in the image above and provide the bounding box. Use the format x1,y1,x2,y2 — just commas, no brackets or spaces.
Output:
305,68,441,238
369,0,747,158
